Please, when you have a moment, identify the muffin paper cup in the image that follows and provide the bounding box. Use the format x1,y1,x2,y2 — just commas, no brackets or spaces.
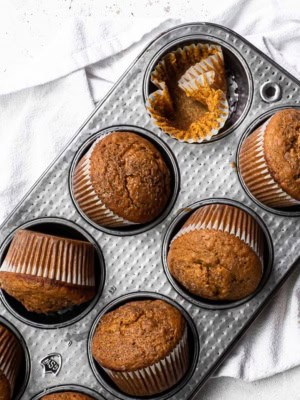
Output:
102,327,189,397
0,325,22,397
239,117,300,208
0,230,95,287
73,134,137,228
146,43,229,143
173,204,264,263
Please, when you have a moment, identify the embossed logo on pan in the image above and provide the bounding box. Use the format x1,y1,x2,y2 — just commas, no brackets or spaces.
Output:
40,353,62,376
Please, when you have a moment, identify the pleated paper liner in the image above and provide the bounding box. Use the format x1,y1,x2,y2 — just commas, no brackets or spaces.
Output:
0,229,95,287
73,134,137,228
0,325,22,398
173,204,264,263
239,117,300,208
146,43,229,143
102,327,189,397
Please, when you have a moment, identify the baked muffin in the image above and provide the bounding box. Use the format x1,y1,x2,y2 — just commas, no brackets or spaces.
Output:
239,108,300,208
168,204,263,301
42,392,94,400
0,229,96,314
92,300,189,396
0,324,22,400
146,43,229,143
73,131,171,227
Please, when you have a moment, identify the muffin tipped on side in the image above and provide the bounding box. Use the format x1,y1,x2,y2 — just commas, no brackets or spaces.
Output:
168,204,264,301
0,229,96,314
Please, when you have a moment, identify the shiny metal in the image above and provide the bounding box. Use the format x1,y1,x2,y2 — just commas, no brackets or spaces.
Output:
0,23,299,400
260,81,282,103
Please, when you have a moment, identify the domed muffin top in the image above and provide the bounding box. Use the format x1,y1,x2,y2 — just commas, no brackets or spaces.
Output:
42,393,94,400
92,300,185,371
264,108,300,200
168,229,262,301
89,132,171,223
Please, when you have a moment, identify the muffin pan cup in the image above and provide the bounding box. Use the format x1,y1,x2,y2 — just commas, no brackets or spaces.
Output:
0,23,300,400
0,316,30,400
69,125,180,236
31,384,105,400
237,106,300,216
88,292,199,400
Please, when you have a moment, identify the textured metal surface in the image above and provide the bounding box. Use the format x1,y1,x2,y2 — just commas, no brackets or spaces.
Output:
0,23,300,400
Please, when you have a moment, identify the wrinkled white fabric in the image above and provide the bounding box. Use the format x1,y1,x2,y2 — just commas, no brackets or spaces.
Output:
0,0,299,384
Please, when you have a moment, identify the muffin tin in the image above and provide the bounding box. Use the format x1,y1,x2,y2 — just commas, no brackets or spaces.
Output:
0,22,300,400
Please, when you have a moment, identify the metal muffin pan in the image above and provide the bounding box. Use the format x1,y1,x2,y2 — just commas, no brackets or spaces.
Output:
31,384,105,400
0,22,299,400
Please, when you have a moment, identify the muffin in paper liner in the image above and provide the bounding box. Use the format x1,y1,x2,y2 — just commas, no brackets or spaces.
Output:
173,204,264,263
146,43,229,143
41,392,95,400
73,134,135,228
73,131,171,228
0,324,22,399
102,327,189,397
168,204,264,301
239,114,300,208
0,229,96,313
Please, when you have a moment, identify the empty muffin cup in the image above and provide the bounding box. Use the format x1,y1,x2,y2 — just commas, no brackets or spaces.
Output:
239,108,300,209
144,36,252,143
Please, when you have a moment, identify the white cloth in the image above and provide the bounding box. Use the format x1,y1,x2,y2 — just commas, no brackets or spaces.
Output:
0,0,299,385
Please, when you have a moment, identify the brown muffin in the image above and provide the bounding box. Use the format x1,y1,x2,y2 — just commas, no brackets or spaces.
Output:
0,324,22,400
0,229,96,314
0,373,11,400
92,300,189,396
168,204,263,301
42,392,94,400
73,132,171,227
239,108,300,207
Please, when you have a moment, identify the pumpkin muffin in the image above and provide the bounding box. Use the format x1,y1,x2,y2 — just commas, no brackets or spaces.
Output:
239,108,300,208
42,392,94,400
73,131,171,227
146,43,229,143
168,204,264,301
0,324,22,400
0,229,96,314
92,300,189,396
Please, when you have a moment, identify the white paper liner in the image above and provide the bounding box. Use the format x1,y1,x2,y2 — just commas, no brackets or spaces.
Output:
147,44,229,143
173,204,264,263
239,117,300,208
73,133,137,227
0,230,95,287
0,325,22,398
103,327,189,397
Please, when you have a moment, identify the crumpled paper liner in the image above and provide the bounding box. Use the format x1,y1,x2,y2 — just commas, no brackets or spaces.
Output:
146,43,229,143
0,324,22,398
102,327,189,397
173,204,264,263
239,117,300,208
0,229,95,287
73,134,137,228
